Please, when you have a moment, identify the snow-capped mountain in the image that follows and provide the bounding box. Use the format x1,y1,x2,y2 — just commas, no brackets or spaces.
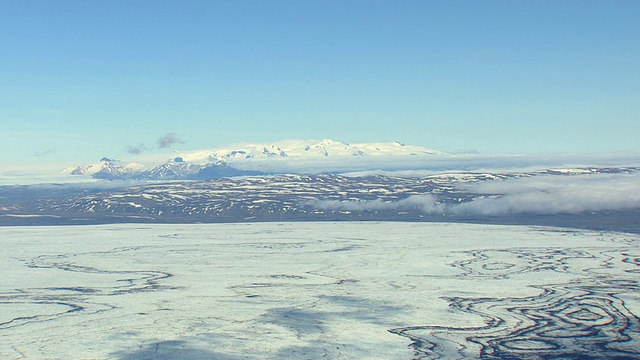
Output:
65,158,146,178
137,158,260,180
65,139,446,180
65,157,260,181
179,139,445,164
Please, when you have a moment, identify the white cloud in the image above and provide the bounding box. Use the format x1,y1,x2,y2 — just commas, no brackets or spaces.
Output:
307,172,640,216
229,153,640,175
305,194,445,214
452,172,640,215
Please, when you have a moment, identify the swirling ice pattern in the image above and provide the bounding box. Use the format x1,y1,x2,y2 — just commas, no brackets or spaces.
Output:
390,245,640,359
2,225,639,359
1,246,173,331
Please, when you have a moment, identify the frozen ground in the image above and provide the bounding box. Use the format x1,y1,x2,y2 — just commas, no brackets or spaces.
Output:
1,222,639,359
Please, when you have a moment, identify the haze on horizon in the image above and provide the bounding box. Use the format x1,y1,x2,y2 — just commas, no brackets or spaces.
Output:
2,1,639,164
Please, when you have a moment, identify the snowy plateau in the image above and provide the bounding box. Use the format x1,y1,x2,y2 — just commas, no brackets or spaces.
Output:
2,222,639,359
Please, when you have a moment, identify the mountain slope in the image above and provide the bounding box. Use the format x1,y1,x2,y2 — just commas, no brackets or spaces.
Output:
3,167,639,233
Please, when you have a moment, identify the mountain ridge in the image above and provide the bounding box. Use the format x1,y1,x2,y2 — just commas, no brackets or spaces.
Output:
64,139,446,181
181,139,445,163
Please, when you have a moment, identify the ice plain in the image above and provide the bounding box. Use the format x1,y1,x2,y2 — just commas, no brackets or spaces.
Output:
1,222,639,359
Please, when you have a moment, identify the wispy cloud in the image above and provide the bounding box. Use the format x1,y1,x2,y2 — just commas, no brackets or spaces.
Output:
125,133,183,155
157,133,185,149
126,144,147,155
34,149,55,157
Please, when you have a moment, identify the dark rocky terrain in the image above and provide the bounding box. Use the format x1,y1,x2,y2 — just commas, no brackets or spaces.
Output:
1,167,639,233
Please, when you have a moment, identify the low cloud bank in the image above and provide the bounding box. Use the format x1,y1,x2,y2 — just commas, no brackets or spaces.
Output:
231,152,640,175
306,194,445,214
454,172,640,215
307,173,640,216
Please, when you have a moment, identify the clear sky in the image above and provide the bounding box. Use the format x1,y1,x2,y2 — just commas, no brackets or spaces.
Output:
2,0,639,163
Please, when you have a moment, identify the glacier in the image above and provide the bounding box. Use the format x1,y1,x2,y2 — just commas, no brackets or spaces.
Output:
1,222,639,359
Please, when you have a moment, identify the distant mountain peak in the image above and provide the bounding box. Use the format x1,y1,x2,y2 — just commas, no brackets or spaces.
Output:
190,139,444,163
65,139,445,181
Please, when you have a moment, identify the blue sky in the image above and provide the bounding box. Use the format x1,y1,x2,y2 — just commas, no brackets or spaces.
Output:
2,0,639,163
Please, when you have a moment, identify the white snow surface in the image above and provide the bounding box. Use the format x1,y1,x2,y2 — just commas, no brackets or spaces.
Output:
174,139,445,164
1,222,638,359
